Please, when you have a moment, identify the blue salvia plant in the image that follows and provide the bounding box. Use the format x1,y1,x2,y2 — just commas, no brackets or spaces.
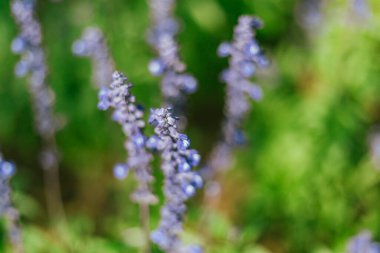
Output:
0,153,23,253
205,15,268,194
148,108,203,253
147,0,197,119
10,0,65,221
98,71,157,252
346,231,380,253
75,17,203,253
72,27,115,89
73,27,161,252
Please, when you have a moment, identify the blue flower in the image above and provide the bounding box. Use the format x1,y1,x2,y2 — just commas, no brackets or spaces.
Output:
0,161,16,179
148,58,165,76
178,159,191,172
177,134,190,151
113,163,129,180
132,133,146,148
146,135,160,150
187,150,201,167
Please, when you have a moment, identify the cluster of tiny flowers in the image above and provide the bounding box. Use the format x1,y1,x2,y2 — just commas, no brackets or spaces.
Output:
11,0,60,170
147,0,197,111
0,155,23,253
347,231,380,253
148,108,202,253
98,71,157,204
72,27,115,88
207,15,268,175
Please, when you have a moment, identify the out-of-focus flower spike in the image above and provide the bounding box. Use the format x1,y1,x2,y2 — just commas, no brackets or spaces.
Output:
147,0,198,118
72,27,115,89
11,0,65,221
206,15,268,181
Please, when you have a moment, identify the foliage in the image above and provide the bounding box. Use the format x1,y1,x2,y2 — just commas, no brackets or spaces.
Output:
1,0,380,252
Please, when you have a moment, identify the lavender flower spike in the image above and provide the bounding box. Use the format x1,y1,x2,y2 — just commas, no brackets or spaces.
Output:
98,71,157,205
207,15,268,177
11,0,65,220
149,108,203,253
72,27,115,88
148,0,198,113
0,154,23,253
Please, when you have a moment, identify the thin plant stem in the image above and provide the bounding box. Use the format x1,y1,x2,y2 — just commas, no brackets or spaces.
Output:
10,0,67,225
43,135,66,224
140,203,151,253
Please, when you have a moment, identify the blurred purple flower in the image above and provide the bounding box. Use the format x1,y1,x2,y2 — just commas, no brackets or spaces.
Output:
207,15,267,179
148,0,197,117
347,231,380,253
11,0,65,220
72,27,115,88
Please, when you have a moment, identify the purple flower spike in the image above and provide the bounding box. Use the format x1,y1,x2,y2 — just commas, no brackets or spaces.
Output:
11,0,61,146
149,108,203,253
99,71,157,205
148,0,198,117
11,0,65,221
207,15,268,178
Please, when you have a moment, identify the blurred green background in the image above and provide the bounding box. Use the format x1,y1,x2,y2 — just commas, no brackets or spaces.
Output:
1,0,380,252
